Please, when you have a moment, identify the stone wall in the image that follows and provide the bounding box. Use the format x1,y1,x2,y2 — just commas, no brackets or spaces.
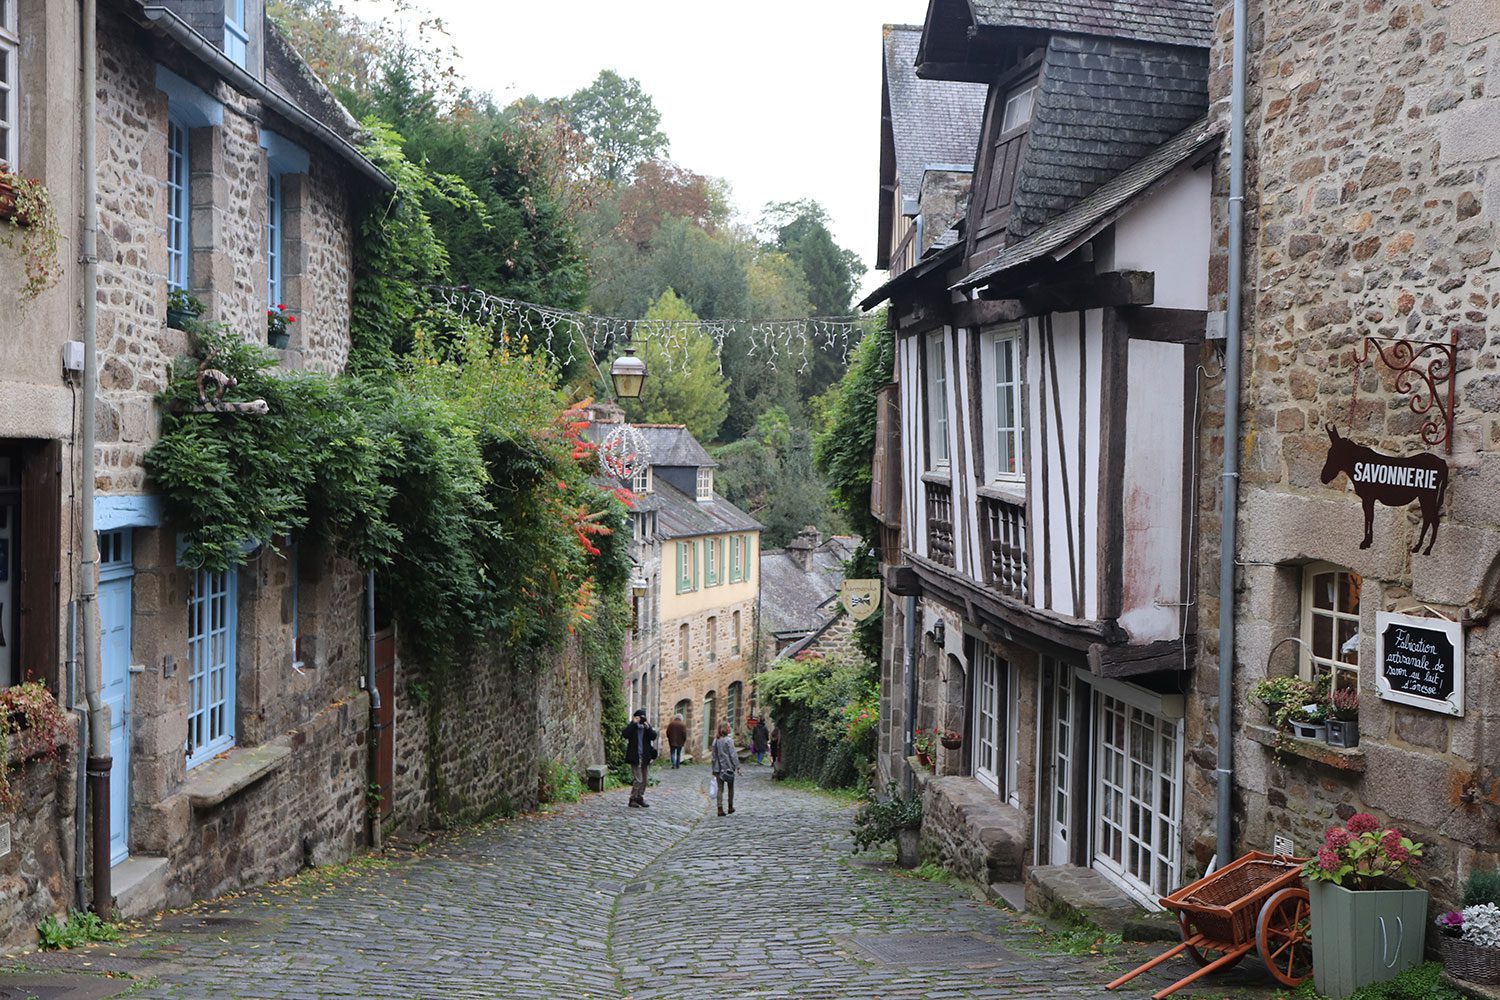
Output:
1211,0,1500,900
913,765,1026,887
659,597,759,752
388,635,606,835
0,751,76,951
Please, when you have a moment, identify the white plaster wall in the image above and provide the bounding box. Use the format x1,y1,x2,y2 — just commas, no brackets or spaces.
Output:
1113,167,1213,312
1119,339,1186,641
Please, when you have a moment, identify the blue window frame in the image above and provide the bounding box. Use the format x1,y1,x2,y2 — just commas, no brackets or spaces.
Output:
224,0,248,68
187,567,236,767
266,172,281,307
166,117,188,292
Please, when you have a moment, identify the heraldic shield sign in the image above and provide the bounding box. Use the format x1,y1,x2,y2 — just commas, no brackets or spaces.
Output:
840,579,882,621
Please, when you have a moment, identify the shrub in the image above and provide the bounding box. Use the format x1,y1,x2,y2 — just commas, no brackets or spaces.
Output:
537,759,584,805
1464,868,1500,908
759,652,877,790
850,782,921,853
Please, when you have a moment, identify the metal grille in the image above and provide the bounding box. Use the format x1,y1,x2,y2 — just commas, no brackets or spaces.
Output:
925,480,955,567
982,495,1028,600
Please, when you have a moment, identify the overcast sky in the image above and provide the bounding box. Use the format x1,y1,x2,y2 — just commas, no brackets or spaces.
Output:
404,0,933,305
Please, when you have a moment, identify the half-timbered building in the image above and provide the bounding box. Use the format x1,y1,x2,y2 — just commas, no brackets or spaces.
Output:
866,0,1223,910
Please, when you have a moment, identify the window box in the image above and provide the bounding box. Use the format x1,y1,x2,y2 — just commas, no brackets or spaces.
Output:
1245,723,1366,772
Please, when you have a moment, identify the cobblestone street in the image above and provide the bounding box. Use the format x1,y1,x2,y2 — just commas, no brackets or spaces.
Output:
2,767,1290,999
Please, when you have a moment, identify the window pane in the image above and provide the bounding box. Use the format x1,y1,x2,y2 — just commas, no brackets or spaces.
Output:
1337,619,1359,664
1339,572,1362,614
1313,572,1335,611
1312,611,1333,660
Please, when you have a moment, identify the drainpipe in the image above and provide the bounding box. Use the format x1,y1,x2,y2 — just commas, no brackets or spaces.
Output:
1215,0,1249,872
902,595,917,793
68,601,86,911
78,0,112,920
365,571,382,852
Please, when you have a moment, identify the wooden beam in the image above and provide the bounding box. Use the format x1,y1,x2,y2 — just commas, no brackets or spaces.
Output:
1122,307,1208,344
1087,638,1189,678
977,270,1156,314
883,564,921,597
952,298,1026,329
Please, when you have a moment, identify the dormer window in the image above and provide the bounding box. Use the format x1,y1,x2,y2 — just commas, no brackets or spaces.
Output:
696,468,713,501
632,465,652,494
225,0,249,68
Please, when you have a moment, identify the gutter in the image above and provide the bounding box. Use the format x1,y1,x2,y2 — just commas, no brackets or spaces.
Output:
1216,0,1249,871
137,6,394,193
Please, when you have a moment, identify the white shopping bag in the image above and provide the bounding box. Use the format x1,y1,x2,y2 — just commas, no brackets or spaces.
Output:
708,775,718,799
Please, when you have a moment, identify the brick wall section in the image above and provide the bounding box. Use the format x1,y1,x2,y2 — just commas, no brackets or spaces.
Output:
1210,0,1500,900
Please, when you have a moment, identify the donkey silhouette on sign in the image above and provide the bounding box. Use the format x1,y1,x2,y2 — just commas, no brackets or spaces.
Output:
1321,426,1448,555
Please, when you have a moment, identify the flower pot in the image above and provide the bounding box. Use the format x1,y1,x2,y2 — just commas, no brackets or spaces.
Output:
1327,719,1360,749
916,751,933,769
895,826,920,869
1290,721,1326,741
1441,935,1500,984
1309,881,1429,999
166,307,198,329
268,330,291,349
0,178,18,222
940,735,963,751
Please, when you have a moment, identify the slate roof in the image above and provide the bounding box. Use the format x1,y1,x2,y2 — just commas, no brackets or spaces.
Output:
581,423,718,470
759,539,855,638
859,224,965,310
1008,34,1209,239
953,117,1220,289
969,0,1214,49
884,24,987,207
653,480,760,540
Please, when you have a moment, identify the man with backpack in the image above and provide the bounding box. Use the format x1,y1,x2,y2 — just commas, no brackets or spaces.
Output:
623,709,657,808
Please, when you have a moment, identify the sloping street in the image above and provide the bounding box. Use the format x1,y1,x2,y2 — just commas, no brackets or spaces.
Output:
3,770,1288,999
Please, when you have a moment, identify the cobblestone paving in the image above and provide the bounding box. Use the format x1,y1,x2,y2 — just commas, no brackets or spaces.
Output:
2,766,1292,999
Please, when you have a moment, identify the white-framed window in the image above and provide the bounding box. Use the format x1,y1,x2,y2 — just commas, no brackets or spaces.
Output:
731,609,741,655
705,537,721,586
167,117,190,292
696,467,714,501
926,332,949,469
187,567,236,767
224,0,249,68
676,541,697,594
267,172,282,307
0,0,18,169
981,328,1024,481
1301,562,1361,690
973,643,1002,794
707,615,718,662
631,464,652,494
1001,82,1038,133
1094,692,1182,904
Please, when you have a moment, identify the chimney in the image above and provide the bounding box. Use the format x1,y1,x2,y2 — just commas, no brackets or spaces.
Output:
787,525,821,573
586,400,625,425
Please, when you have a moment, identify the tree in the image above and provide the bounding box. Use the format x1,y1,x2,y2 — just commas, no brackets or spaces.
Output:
622,289,729,441
566,70,668,183
712,407,833,547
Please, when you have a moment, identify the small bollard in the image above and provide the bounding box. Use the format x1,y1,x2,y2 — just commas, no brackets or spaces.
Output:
586,764,608,793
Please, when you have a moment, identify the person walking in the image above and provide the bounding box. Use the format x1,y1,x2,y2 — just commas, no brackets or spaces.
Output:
666,714,688,769
752,715,770,765
769,722,782,772
711,721,739,816
623,709,657,808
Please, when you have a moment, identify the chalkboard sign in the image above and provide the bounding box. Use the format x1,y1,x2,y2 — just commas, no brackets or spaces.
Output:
1375,611,1464,716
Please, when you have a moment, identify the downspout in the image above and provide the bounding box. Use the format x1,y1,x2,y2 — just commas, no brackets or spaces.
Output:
1216,0,1249,871
365,571,382,852
68,602,85,910
79,0,112,919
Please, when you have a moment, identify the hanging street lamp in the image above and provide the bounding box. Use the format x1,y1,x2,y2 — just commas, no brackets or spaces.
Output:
610,345,647,399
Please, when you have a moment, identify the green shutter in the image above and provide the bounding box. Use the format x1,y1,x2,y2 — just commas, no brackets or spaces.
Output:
744,535,753,583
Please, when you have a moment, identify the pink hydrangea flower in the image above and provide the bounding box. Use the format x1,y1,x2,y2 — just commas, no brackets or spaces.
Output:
1325,827,1352,849
1381,829,1402,851
1317,845,1340,871
1348,813,1380,834
1387,844,1410,864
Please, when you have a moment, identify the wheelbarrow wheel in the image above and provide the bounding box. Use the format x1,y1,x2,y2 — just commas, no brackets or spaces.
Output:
1179,913,1245,970
1256,886,1313,987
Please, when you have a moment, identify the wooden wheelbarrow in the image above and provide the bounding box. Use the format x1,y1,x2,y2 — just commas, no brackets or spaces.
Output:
1106,852,1313,1000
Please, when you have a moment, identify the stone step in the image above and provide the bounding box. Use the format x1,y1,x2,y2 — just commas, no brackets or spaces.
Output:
112,855,170,920
987,880,1027,911
1024,865,1179,941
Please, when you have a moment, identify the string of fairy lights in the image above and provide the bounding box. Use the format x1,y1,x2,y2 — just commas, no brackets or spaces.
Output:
429,285,870,376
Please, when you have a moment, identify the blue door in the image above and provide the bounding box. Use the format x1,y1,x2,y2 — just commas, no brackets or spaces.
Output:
98,530,133,866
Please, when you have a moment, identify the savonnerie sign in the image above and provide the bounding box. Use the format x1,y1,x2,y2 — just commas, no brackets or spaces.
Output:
1375,611,1464,716
1352,462,1442,491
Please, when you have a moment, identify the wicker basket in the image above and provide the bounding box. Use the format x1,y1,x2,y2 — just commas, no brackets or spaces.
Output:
1442,936,1500,985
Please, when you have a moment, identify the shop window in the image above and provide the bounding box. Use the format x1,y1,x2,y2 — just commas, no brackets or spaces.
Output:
1094,693,1182,903
1301,562,1361,690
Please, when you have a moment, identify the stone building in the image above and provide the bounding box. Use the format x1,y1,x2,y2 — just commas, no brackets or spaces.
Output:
759,527,859,661
864,0,1225,911
1211,0,1500,903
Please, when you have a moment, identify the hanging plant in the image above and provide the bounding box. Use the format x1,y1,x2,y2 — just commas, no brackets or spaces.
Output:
0,170,64,299
0,682,74,810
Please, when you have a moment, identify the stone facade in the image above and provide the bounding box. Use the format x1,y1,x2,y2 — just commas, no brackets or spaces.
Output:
1210,0,1500,903
659,598,759,753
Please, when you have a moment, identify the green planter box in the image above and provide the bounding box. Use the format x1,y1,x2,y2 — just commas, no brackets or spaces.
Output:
1309,881,1428,998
